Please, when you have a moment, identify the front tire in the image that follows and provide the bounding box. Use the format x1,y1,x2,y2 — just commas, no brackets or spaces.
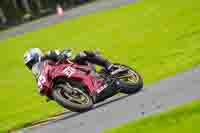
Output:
52,83,94,112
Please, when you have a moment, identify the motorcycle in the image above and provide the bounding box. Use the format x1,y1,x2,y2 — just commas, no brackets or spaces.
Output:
37,59,143,112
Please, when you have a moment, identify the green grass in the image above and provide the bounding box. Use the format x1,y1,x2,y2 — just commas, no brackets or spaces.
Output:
104,100,200,133
1,0,200,132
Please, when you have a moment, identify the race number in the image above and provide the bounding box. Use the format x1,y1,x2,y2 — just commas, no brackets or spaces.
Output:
38,75,46,89
63,66,76,77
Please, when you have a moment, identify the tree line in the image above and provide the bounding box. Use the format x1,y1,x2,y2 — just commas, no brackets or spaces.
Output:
0,0,91,29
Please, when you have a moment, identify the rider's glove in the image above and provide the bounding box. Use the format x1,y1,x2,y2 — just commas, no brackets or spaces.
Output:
59,49,72,60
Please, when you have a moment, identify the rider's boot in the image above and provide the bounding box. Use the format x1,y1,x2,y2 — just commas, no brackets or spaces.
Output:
106,64,122,75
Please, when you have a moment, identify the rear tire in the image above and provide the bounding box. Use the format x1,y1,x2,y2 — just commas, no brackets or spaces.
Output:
52,83,94,112
114,64,143,94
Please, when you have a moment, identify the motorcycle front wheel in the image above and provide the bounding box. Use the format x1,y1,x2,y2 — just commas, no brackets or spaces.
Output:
52,81,94,112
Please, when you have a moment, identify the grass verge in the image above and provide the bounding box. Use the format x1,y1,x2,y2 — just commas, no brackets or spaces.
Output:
0,0,200,132
104,100,200,133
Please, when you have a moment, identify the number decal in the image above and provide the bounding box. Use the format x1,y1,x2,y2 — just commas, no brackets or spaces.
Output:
38,75,46,88
63,66,76,77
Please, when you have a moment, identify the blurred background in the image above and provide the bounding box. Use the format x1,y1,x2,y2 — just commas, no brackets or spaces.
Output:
0,0,93,30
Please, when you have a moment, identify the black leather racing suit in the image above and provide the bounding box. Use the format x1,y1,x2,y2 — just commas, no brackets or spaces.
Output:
32,50,113,80
74,51,112,69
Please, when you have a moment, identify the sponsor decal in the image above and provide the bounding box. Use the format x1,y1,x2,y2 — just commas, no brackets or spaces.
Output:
97,83,108,93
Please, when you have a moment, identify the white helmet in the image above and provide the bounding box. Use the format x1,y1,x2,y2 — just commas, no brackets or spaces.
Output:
24,48,44,69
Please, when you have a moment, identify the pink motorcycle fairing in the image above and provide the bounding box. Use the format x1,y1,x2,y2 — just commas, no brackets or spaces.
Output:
37,61,104,96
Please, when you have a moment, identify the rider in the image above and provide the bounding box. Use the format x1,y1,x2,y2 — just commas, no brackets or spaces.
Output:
24,48,118,81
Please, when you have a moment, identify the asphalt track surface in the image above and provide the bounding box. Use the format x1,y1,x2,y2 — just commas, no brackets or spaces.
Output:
21,65,200,133
0,0,136,41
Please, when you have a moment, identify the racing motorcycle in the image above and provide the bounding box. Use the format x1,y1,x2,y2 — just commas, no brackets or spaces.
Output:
37,57,143,112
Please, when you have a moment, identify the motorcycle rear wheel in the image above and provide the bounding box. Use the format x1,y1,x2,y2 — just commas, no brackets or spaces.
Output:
114,64,143,94
52,82,94,112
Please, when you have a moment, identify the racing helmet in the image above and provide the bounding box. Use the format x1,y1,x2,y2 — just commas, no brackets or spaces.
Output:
24,48,44,70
